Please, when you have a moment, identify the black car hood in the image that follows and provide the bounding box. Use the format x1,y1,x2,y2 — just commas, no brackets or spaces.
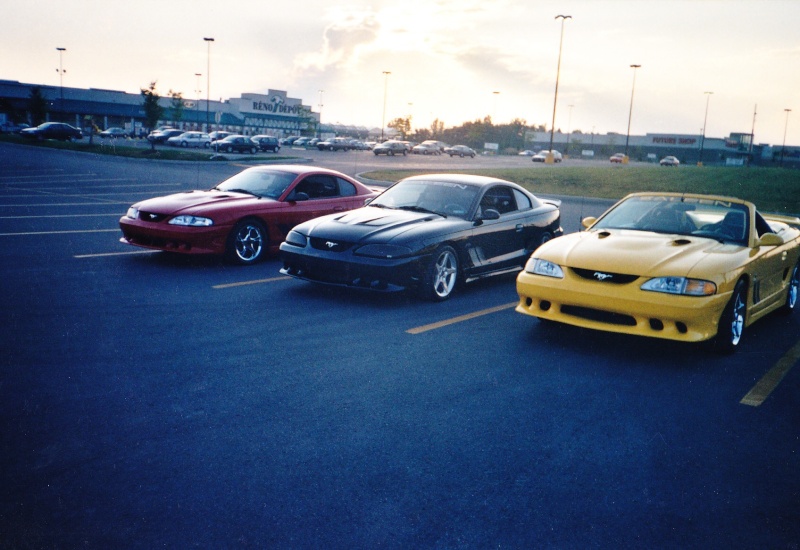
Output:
301,206,459,244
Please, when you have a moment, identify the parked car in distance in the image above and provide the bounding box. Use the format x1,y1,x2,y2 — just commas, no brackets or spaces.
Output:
0,122,30,134
99,127,128,139
212,135,258,154
372,141,408,156
252,135,281,152
317,137,353,151
119,165,380,265
518,150,535,156
445,145,477,158
532,150,562,163
167,131,211,148
147,128,183,144
660,155,680,166
279,173,563,301
516,192,800,353
412,143,442,155
21,122,82,141
208,131,233,143
610,153,626,163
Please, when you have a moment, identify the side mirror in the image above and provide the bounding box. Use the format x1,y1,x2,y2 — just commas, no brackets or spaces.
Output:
581,216,597,229
475,209,500,224
291,192,310,202
757,233,784,247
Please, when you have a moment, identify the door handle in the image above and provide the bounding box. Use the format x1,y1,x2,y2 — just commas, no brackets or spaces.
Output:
516,224,524,232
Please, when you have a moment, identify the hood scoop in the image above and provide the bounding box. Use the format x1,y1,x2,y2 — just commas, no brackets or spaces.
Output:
596,230,612,239
672,238,693,246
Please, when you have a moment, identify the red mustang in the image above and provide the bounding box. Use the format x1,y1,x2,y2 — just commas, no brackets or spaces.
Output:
119,165,379,264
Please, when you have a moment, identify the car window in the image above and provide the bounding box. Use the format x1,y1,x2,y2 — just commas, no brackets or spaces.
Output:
293,175,340,199
479,186,517,215
513,189,532,211
337,177,356,197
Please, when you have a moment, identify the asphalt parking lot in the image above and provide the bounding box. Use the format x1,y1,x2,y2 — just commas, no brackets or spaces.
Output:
1,142,798,548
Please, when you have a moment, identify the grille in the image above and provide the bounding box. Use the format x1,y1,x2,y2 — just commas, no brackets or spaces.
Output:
571,267,639,284
561,305,637,326
139,211,168,223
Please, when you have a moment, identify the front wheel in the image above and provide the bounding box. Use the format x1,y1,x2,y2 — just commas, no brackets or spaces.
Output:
711,280,747,354
420,245,458,301
226,219,267,265
779,261,800,314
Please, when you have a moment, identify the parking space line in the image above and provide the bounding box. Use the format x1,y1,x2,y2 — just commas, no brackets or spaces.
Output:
0,229,119,236
74,250,156,258
0,213,121,219
740,339,800,406
213,276,291,289
406,302,518,334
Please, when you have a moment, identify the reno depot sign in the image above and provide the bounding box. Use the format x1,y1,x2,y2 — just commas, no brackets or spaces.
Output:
243,93,304,117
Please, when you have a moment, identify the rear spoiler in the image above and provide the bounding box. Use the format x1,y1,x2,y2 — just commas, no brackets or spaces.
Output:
763,213,800,229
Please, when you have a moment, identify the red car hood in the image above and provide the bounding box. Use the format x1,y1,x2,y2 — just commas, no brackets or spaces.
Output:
134,190,272,214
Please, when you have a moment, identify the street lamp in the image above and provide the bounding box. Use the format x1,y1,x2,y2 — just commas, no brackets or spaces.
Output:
698,91,713,166
318,89,324,138
56,47,66,119
624,64,641,159
548,15,571,164
381,71,391,141
493,91,500,123
195,73,202,128
204,37,214,133
781,108,791,167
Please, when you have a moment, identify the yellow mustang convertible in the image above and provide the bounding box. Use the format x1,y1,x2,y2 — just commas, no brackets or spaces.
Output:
516,192,800,353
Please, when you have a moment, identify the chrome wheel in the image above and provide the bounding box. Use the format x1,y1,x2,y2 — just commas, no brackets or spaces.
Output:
712,280,746,353
424,246,458,301
227,220,266,264
781,261,799,313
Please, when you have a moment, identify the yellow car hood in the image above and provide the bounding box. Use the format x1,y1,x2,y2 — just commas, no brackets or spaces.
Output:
539,229,741,277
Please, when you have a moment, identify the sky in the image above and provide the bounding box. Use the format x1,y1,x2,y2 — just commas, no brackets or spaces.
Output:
3,0,799,145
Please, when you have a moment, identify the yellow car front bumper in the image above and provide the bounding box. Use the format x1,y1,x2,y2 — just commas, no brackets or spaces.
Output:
516,270,732,343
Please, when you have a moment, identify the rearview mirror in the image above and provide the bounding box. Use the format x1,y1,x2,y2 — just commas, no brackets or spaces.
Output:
757,233,784,247
581,216,597,229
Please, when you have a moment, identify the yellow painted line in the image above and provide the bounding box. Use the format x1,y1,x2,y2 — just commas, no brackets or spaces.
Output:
0,229,119,236
213,276,291,289
406,302,518,334
74,250,157,258
740,339,800,406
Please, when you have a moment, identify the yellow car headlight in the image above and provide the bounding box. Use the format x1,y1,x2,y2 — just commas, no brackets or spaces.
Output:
526,258,564,279
641,277,716,296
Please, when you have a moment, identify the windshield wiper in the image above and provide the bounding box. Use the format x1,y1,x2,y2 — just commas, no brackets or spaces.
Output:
397,205,447,217
224,188,261,198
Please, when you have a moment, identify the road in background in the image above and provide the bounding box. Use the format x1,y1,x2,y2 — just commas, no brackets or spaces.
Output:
1,142,798,548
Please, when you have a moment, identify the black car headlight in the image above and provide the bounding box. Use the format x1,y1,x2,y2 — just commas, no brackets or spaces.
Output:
284,230,307,247
354,244,413,259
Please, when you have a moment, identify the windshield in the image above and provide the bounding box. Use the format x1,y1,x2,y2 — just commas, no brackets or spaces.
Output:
593,195,750,245
214,170,297,199
371,179,480,219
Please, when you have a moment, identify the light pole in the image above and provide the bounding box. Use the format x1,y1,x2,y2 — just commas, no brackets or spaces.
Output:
698,91,713,166
493,91,500,123
204,37,214,133
56,47,66,120
781,108,791,167
624,64,641,160
548,15,571,164
317,90,324,138
195,73,202,129
381,71,391,141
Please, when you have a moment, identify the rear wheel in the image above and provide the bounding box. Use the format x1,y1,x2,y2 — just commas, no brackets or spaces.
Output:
711,279,747,354
226,219,267,265
421,245,458,301
779,260,800,314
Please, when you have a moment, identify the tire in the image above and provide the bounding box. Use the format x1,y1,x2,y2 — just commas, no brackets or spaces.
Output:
226,219,267,265
226,145,234,153
779,260,800,314
250,147,256,154
711,279,747,354
181,141,188,148
420,245,458,301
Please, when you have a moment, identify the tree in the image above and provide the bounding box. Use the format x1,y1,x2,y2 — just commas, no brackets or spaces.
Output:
430,118,445,138
387,116,412,139
141,82,164,150
168,90,184,125
28,87,48,126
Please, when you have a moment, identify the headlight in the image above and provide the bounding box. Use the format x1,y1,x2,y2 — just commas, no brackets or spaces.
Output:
284,230,307,247
354,243,413,259
126,207,139,219
641,277,716,296
168,215,213,227
526,258,564,278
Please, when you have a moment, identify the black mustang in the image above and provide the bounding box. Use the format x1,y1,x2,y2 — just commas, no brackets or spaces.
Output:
279,174,562,300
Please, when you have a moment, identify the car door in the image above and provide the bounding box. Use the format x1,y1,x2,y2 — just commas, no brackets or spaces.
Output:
273,174,348,238
749,212,795,314
466,185,531,276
